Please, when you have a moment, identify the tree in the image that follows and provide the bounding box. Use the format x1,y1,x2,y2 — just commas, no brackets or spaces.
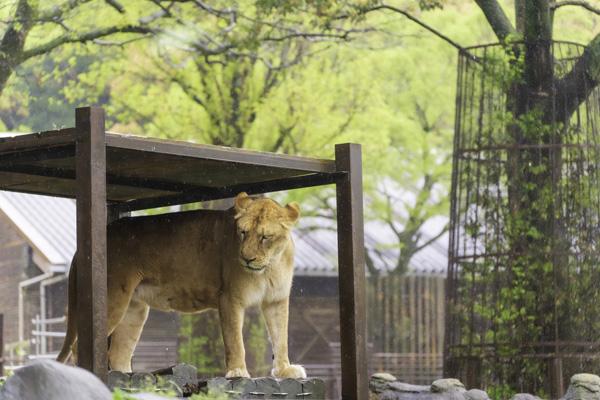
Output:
432,0,600,397
0,0,162,102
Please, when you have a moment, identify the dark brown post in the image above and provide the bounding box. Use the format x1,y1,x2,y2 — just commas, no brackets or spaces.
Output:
335,143,368,400
0,313,4,376
75,106,108,381
549,358,564,399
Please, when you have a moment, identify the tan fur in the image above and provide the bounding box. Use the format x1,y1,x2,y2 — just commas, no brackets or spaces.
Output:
57,193,306,379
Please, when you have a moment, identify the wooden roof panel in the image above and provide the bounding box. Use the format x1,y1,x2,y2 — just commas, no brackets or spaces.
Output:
0,130,338,207
0,171,177,201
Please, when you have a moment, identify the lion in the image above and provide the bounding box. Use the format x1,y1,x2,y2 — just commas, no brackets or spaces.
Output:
57,192,306,379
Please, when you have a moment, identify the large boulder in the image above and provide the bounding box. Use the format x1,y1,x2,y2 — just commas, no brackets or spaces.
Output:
562,374,600,400
511,394,542,400
0,360,112,400
431,379,466,394
464,389,490,400
371,375,492,400
374,377,471,400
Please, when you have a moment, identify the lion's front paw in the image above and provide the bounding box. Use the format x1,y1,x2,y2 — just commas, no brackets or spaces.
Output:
271,364,307,379
225,367,251,378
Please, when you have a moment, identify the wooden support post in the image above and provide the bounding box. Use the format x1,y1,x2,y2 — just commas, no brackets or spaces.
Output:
75,106,108,382
0,313,3,376
335,143,368,400
549,357,564,399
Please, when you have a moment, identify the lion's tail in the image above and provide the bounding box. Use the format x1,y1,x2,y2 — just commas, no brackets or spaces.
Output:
57,257,78,363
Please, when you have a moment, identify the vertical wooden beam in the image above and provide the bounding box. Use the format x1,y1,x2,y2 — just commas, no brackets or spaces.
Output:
75,106,108,381
335,143,368,400
549,358,564,399
0,313,4,376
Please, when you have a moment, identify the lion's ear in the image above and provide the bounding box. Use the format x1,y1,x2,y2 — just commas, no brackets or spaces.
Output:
235,192,252,214
285,202,300,225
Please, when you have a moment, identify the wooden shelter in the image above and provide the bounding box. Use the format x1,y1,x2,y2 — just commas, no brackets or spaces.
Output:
0,107,367,399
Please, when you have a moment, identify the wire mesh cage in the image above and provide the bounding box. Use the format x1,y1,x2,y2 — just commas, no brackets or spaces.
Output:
445,41,600,397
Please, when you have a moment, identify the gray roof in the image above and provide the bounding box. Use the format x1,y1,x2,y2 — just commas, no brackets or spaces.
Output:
294,217,447,277
0,192,447,276
0,191,76,271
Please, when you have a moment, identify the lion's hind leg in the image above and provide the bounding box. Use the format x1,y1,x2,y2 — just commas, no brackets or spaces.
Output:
108,299,149,372
104,269,143,371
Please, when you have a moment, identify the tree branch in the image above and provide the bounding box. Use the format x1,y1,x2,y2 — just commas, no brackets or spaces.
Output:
554,33,600,122
37,0,93,22
1,0,35,59
413,223,449,253
474,0,517,41
339,3,467,53
551,0,600,14
105,0,125,13
20,24,155,61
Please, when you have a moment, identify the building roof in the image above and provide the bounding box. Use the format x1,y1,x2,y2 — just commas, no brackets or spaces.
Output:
0,192,447,277
0,191,76,272
294,217,447,277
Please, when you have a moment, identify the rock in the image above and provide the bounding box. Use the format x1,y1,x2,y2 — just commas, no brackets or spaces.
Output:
373,373,399,382
107,370,130,390
388,382,430,393
371,374,425,394
279,378,303,399
300,378,327,399
563,374,600,400
228,377,254,399
571,374,600,393
0,359,111,400
172,363,197,383
253,377,281,397
431,379,466,393
379,389,428,400
131,372,156,389
511,394,542,400
167,363,198,396
465,389,490,400
206,376,229,393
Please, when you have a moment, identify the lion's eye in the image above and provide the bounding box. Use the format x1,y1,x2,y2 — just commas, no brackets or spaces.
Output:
240,230,247,238
261,235,272,243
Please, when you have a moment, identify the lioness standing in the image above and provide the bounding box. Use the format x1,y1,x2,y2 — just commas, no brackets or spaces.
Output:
57,192,306,379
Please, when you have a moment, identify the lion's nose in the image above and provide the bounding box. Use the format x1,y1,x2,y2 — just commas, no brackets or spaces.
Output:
242,256,256,264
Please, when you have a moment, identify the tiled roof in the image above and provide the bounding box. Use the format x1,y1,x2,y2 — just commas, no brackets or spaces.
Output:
0,192,447,276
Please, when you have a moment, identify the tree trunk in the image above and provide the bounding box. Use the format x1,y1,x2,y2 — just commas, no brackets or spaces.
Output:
506,1,566,395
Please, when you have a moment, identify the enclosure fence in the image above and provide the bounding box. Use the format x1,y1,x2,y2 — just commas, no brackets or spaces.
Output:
445,41,600,398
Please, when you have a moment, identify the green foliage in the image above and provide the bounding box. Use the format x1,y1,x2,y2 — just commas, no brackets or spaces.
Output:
112,386,229,400
178,307,270,377
244,311,270,376
190,390,229,400
486,384,515,400
178,311,225,375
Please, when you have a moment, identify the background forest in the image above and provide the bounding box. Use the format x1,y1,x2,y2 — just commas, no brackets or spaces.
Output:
0,0,597,276
1,0,600,398
0,0,595,262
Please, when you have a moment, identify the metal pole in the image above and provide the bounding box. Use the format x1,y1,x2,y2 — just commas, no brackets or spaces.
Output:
75,106,108,381
335,143,368,400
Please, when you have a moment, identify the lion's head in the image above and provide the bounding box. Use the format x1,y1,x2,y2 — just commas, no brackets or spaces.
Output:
233,192,300,273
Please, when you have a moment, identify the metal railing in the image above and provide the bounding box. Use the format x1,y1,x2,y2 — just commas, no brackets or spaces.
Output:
30,315,65,359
